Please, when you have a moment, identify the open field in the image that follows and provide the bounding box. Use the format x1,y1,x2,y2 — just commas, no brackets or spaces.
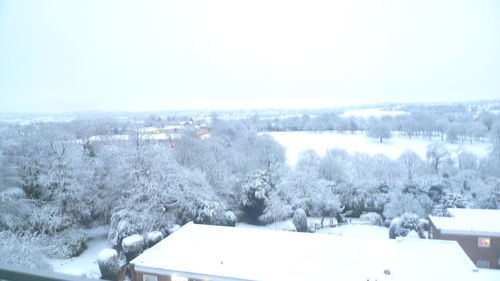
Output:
266,131,491,166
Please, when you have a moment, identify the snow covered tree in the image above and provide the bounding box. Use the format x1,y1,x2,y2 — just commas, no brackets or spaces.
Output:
367,118,392,143
398,149,424,181
319,148,348,183
432,192,469,216
240,170,275,224
426,141,450,174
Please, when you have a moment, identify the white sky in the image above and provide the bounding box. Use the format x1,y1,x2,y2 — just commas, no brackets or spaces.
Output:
0,0,499,113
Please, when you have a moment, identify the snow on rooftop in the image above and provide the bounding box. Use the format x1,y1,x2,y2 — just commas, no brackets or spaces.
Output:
429,208,500,236
131,222,485,281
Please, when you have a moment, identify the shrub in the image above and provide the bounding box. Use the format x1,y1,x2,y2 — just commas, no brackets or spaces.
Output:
389,213,423,239
0,231,52,270
146,231,164,248
292,208,307,232
98,248,120,281
224,211,237,227
42,229,88,258
121,234,144,262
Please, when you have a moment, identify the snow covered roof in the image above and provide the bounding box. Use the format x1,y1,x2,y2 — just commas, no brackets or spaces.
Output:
130,222,488,281
429,208,500,237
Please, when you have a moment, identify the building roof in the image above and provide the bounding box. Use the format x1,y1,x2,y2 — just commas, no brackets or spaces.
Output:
429,208,500,237
131,222,490,281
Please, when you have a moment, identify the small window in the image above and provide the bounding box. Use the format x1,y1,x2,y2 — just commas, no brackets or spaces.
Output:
476,260,490,268
143,274,158,281
478,237,490,248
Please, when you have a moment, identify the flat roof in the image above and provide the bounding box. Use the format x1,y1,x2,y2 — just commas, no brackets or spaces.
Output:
131,222,489,281
429,208,500,237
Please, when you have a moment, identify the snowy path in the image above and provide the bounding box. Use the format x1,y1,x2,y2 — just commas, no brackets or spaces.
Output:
50,225,111,279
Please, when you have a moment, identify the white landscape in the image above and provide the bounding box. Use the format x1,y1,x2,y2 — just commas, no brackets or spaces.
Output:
1,0,500,280
267,131,491,166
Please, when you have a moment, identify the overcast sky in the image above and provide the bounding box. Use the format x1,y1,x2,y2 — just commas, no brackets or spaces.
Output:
0,0,499,113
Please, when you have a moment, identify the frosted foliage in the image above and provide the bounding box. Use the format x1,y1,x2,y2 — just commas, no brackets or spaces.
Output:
432,193,469,216
389,213,422,239
108,150,225,246
383,193,426,220
366,118,392,143
241,170,273,206
0,231,51,270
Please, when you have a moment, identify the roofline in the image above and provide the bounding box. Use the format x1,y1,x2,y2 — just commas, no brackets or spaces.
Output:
133,265,254,281
440,229,500,237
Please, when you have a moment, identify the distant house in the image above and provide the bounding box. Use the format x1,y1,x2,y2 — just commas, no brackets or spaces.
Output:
429,208,500,269
129,222,488,281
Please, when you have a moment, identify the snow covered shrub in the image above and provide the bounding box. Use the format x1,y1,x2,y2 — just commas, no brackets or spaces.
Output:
98,248,120,281
146,231,164,248
108,210,142,248
27,203,73,235
240,170,274,224
0,187,31,232
292,208,307,232
0,231,51,270
224,211,237,227
432,192,469,216
383,192,426,221
42,228,88,258
359,212,383,226
259,191,293,224
336,180,390,218
122,234,144,262
389,213,423,239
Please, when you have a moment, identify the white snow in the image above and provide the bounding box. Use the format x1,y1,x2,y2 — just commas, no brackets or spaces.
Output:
266,131,491,166
146,231,164,245
131,222,488,281
50,225,112,279
97,248,118,264
122,234,144,252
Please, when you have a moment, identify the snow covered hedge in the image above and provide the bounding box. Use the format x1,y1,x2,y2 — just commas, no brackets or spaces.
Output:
42,228,88,258
122,234,144,262
146,231,164,247
98,248,120,281
292,208,307,232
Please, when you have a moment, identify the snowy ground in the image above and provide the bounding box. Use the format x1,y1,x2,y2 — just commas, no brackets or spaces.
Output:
266,131,491,166
50,225,111,279
237,218,389,239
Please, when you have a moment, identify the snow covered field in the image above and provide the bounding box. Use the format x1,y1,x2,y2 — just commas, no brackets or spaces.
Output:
50,226,111,279
266,131,491,166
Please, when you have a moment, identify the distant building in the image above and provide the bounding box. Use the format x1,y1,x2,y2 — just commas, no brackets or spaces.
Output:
429,208,500,269
130,222,489,281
